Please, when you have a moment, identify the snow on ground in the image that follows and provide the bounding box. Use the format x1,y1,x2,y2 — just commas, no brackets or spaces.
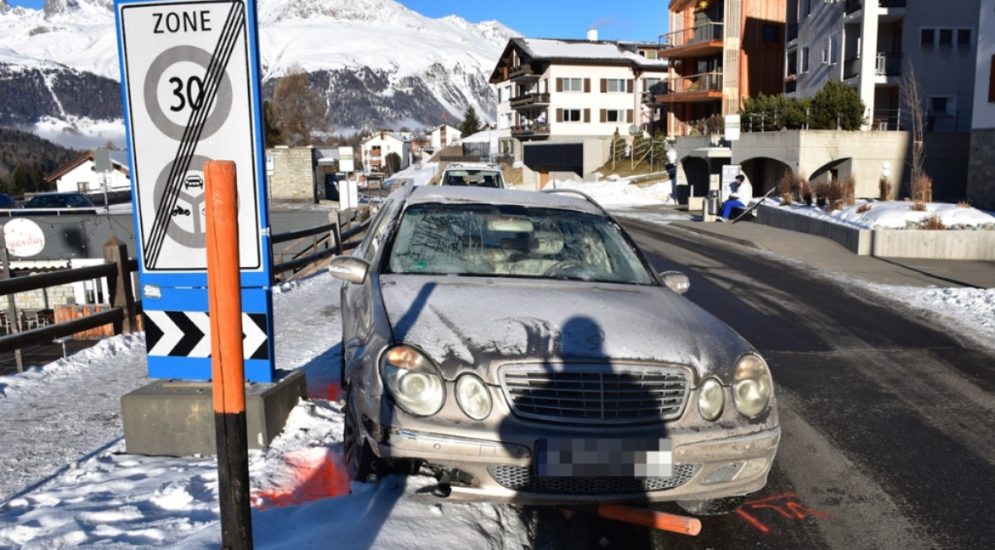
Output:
388,162,438,187
0,272,529,549
773,199,995,230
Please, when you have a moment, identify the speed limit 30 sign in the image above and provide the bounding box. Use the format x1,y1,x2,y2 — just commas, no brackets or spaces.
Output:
115,0,275,382
116,0,270,285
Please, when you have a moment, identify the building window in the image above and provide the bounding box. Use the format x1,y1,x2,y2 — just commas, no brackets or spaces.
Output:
77,182,88,193
938,28,953,47
563,109,582,122
921,28,935,47
801,47,810,73
763,24,780,44
830,34,840,64
602,78,627,93
562,78,584,92
497,87,502,102
602,109,626,123
957,29,971,48
929,96,953,115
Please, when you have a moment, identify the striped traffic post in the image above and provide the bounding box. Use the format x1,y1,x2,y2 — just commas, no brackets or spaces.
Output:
204,160,253,549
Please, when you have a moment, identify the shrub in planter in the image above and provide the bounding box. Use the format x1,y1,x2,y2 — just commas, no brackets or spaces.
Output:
808,81,866,130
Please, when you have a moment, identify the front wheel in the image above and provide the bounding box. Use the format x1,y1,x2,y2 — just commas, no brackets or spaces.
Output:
343,391,375,482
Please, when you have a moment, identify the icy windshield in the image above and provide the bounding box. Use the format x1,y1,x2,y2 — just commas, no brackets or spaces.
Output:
387,203,654,284
442,169,504,188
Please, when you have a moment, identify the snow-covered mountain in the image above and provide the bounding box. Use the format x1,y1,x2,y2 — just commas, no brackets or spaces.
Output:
0,0,517,146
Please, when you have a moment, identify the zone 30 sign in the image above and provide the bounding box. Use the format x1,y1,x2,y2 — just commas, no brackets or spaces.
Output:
115,0,275,382
117,0,268,283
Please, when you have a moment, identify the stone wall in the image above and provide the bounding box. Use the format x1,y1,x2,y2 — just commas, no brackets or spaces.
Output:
267,147,316,202
967,129,995,211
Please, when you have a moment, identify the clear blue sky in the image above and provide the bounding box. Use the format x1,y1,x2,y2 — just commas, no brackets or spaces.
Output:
9,0,669,42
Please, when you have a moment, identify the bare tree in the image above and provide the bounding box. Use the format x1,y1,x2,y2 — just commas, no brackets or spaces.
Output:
270,67,329,146
901,61,928,201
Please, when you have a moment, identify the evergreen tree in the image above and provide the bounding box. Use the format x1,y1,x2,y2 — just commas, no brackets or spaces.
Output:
808,81,866,130
459,106,482,137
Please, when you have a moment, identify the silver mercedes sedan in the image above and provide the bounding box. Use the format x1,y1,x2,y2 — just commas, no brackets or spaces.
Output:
329,184,779,510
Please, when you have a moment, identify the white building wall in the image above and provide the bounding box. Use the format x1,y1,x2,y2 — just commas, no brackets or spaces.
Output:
431,125,462,150
544,65,665,137
54,161,131,194
973,0,995,129
361,134,409,172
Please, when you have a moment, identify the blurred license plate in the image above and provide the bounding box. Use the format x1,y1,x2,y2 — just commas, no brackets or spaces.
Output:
536,438,672,478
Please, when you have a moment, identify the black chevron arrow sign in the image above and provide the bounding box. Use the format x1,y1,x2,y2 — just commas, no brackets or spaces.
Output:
144,310,269,360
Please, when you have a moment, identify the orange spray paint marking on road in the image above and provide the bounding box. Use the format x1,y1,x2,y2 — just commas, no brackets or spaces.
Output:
252,448,350,510
735,492,829,535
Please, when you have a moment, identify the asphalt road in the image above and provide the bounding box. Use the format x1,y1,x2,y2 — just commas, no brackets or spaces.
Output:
534,220,995,550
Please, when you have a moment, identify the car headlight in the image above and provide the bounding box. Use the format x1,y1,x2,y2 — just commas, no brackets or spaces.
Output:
698,377,724,421
732,354,773,418
380,345,445,416
455,374,492,421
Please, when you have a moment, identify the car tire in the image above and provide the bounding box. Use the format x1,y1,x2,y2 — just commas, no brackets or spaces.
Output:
343,390,375,483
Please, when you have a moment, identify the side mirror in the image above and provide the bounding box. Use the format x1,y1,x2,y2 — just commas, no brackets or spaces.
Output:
329,256,370,284
659,271,690,295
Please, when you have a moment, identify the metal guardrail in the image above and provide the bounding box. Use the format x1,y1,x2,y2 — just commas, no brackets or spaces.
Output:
659,22,723,49
270,209,371,281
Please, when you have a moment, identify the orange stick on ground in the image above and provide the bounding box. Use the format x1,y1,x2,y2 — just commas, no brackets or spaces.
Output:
204,160,253,549
597,504,703,536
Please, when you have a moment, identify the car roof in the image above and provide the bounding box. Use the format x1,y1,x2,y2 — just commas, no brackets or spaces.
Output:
403,185,605,216
442,162,500,171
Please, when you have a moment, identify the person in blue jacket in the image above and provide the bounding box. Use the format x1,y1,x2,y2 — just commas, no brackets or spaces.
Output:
720,175,746,219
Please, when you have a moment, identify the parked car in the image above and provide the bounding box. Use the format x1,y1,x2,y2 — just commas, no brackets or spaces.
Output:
0,193,17,209
439,162,505,188
23,192,95,209
330,185,780,510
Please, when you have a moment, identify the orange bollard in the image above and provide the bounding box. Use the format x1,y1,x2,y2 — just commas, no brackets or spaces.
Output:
204,160,253,550
597,503,703,536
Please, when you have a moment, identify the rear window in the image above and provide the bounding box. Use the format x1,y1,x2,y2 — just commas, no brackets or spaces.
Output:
387,203,653,284
442,169,504,188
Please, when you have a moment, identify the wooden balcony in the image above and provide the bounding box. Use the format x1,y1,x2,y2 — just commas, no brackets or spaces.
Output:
510,92,551,110
659,23,723,58
510,124,550,138
509,64,539,81
647,72,723,104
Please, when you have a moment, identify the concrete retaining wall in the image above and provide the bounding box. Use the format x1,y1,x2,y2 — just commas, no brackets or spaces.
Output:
757,204,871,255
756,203,995,259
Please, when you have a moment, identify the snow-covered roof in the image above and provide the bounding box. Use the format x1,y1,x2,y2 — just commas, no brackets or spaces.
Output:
516,38,667,69
459,129,499,144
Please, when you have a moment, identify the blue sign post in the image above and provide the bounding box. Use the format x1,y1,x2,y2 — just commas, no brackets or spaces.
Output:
114,0,275,382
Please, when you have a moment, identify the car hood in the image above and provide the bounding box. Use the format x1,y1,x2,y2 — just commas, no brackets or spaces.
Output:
379,275,752,382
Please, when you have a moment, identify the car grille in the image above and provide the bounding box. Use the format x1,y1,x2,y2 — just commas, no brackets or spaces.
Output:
499,364,691,425
488,464,700,494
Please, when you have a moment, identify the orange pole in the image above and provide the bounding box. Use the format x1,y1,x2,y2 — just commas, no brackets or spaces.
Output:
597,504,702,536
204,160,253,549
205,160,245,415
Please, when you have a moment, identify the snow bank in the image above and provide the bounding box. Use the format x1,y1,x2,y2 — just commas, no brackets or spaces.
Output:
550,177,675,208
775,200,995,230
0,271,530,549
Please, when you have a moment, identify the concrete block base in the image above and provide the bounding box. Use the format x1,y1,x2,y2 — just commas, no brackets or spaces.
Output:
121,370,307,456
